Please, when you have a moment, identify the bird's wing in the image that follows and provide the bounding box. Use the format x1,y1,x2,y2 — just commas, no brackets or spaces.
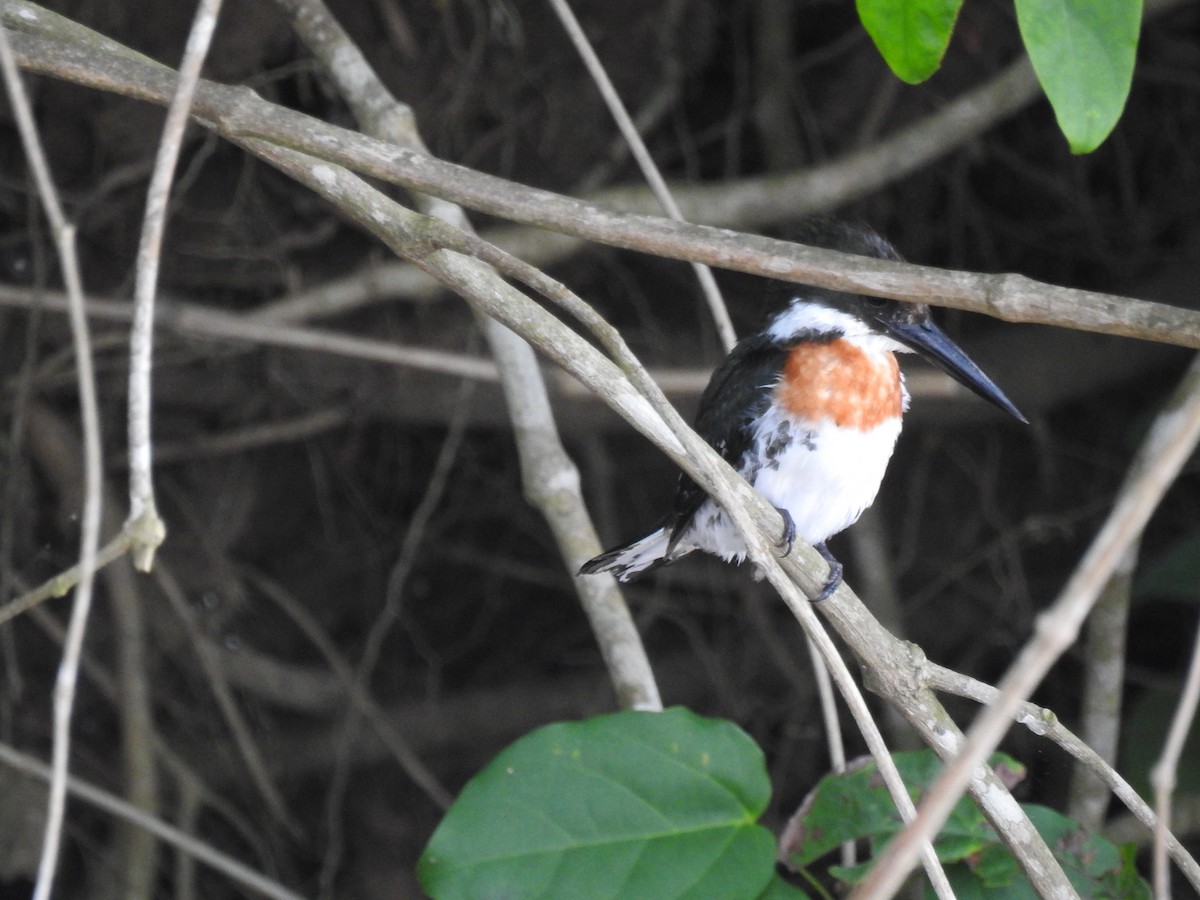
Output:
668,335,788,548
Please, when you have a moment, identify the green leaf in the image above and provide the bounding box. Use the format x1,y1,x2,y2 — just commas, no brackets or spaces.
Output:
1115,843,1154,900
856,0,963,84
1021,805,1150,899
418,708,781,900
785,750,1022,873
784,751,1149,897
970,842,1031,895
1014,0,1142,153
756,873,812,899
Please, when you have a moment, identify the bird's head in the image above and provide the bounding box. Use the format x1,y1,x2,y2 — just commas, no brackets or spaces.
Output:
764,221,1028,423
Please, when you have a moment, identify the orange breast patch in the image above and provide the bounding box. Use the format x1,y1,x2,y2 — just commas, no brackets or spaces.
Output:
777,339,902,430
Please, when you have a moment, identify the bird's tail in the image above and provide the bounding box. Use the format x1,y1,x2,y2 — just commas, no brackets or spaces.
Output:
579,526,686,582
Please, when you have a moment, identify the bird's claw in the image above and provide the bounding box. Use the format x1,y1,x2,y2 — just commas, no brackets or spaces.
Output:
775,507,796,557
771,512,841,601
813,541,843,602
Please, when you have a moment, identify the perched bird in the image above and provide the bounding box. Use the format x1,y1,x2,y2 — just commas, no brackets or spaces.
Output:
580,221,1027,599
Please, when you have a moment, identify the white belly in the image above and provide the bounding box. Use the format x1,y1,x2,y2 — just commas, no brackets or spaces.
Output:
683,405,902,562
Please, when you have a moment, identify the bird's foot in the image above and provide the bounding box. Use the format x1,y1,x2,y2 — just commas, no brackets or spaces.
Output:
774,507,796,557
812,541,843,602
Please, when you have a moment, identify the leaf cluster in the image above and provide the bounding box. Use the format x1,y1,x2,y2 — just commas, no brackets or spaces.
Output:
419,713,1151,898
856,0,1142,152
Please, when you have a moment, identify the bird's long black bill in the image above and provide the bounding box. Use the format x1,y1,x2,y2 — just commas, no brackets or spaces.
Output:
884,317,1028,423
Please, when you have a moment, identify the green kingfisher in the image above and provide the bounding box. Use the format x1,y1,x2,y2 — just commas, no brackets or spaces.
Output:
580,221,1027,599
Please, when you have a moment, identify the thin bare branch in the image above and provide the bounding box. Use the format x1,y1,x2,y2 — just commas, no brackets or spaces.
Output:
155,563,296,830
1151,622,1200,899
317,375,470,893
125,0,222,571
0,529,134,626
797,566,1075,895
121,407,350,465
11,564,291,890
0,21,105,900
240,54,1043,324
0,741,305,900
243,569,452,807
0,283,502,380
23,402,161,900
1068,547,1137,830
0,281,1088,433
546,0,735,352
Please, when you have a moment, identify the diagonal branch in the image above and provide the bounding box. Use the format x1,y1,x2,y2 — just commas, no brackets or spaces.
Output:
928,661,1200,890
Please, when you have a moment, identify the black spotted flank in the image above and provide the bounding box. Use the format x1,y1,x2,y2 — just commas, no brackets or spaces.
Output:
763,421,791,470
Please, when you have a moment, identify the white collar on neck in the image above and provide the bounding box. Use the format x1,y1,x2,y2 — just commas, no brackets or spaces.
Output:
765,301,910,354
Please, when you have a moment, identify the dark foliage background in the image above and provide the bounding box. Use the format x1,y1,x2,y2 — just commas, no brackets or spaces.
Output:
0,0,1198,896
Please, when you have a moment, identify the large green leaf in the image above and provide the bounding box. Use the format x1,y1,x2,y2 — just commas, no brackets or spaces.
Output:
418,708,799,899
1015,0,1142,153
856,0,963,84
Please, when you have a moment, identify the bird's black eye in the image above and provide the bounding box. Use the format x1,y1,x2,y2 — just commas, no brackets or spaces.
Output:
863,296,889,310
